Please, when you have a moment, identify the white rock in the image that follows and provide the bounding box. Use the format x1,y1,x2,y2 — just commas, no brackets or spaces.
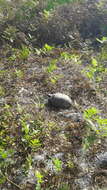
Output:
58,112,83,122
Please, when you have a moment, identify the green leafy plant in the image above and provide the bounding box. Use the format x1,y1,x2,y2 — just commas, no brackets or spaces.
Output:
82,132,97,150
14,69,24,79
83,107,99,120
29,139,41,148
18,46,30,61
60,52,81,64
35,170,44,183
42,10,53,20
61,52,72,59
8,46,30,62
82,57,107,82
35,44,54,56
21,118,42,149
35,170,44,190
8,48,17,61
53,158,62,172
83,107,107,149
42,43,54,52
0,103,44,188
46,59,57,73
49,74,63,84
0,148,15,185
95,118,107,137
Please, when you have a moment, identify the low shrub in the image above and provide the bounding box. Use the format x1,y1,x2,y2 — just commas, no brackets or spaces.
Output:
0,0,107,48
26,0,107,47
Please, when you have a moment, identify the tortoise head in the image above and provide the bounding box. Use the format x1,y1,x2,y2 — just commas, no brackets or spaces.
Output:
47,94,53,98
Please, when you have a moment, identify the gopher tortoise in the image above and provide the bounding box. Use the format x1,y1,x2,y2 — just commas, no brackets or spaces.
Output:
48,93,72,109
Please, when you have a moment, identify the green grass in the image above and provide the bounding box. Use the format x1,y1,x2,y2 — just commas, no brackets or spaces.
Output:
45,0,82,10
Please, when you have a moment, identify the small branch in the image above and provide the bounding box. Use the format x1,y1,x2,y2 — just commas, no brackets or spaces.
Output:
6,175,22,189
1,171,22,190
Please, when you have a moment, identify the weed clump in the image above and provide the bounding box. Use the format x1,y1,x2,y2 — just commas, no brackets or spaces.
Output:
0,0,107,48
29,0,107,48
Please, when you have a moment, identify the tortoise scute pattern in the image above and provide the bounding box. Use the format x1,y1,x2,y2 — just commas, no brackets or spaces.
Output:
48,93,72,109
